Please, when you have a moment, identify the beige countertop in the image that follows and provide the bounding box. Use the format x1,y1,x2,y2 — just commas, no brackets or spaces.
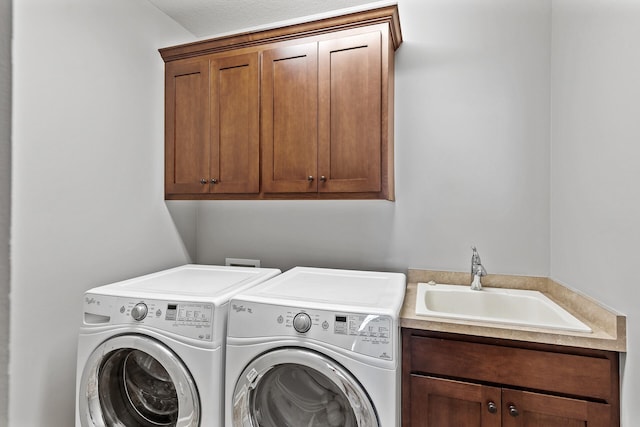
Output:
401,269,626,352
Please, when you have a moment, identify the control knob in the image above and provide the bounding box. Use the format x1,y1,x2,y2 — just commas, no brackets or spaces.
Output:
131,302,148,321
293,312,312,333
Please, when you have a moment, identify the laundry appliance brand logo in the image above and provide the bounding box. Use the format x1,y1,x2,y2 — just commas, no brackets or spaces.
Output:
232,304,253,314
85,296,100,306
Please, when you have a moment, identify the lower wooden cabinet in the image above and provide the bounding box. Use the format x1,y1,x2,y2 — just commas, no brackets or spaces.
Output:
402,329,620,427
410,376,611,427
410,376,501,426
503,388,611,426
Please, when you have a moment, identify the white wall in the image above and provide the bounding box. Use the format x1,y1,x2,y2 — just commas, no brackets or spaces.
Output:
196,0,552,278
0,0,12,424
550,1,640,424
10,0,195,425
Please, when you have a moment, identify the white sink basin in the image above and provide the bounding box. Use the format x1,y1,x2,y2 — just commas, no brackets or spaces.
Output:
415,283,591,333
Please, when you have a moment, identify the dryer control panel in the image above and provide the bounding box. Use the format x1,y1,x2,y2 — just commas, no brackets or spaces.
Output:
83,293,215,342
228,301,397,362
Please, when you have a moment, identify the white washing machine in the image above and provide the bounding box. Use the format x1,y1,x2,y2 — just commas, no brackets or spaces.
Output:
225,266,406,427
75,264,280,427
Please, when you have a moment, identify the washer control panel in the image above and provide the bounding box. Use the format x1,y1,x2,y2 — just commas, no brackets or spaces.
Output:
229,302,396,362
83,293,215,341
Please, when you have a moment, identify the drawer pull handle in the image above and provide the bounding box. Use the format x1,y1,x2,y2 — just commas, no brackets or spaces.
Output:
200,178,207,184
487,401,497,414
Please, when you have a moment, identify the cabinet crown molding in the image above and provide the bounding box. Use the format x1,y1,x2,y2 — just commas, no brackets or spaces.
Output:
159,4,402,62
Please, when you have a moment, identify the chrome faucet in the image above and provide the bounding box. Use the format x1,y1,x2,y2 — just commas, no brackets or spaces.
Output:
470,246,487,291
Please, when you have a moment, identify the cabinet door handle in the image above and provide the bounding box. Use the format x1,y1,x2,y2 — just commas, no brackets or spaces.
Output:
508,404,519,417
200,178,207,184
487,401,497,414
307,176,314,182
320,176,327,182
211,178,218,184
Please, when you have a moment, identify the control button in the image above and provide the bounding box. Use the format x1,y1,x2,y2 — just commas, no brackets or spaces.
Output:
131,303,148,321
322,321,329,330
155,309,162,317
293,312,312,333
334,322,347,334
120,306,126,314
277,315,284,324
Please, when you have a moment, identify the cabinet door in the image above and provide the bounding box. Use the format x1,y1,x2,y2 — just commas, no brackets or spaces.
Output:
165,59,210,195
261,43,318,193
318,31,382,193
410,375,501,427
502,389,611,427
210,53,259,193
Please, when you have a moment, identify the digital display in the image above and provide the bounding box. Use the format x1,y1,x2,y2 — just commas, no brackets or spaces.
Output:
165,304,177,321
335,315,347,323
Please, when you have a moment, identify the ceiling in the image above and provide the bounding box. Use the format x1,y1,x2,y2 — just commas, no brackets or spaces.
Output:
147,0,383,38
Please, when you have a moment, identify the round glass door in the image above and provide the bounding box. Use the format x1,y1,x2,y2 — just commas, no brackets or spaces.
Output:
232,348,378,427
78,334,199,427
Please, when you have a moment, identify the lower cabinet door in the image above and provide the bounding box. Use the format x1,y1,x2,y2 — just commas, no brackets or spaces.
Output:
409,376,612,427
409,375,501,427
501,389,611,427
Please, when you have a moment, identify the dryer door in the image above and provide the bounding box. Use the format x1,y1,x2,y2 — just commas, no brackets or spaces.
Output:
78,334,199,427
232,348,378,427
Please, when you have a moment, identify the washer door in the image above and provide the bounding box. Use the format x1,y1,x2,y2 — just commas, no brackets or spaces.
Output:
78,334,200,427
232,348,378,427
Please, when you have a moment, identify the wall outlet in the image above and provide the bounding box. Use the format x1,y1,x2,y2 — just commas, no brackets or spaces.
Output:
225,258,261,268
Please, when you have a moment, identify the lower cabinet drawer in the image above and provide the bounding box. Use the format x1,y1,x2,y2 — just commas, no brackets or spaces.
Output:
409,336,613,401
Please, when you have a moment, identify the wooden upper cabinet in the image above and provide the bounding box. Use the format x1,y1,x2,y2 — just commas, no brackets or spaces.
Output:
160,4,402,200
165,53,259,197
165,59,210,195
262,31,385,196
262,43,318,193
318,32,382,194
210,52,260,194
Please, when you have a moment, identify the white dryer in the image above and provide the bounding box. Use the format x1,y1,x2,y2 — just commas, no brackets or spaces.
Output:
75,264,280,427
225,266,406,427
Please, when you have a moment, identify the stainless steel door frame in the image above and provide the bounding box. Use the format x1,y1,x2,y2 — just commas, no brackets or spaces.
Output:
78,334,200,427
232,347,378,427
